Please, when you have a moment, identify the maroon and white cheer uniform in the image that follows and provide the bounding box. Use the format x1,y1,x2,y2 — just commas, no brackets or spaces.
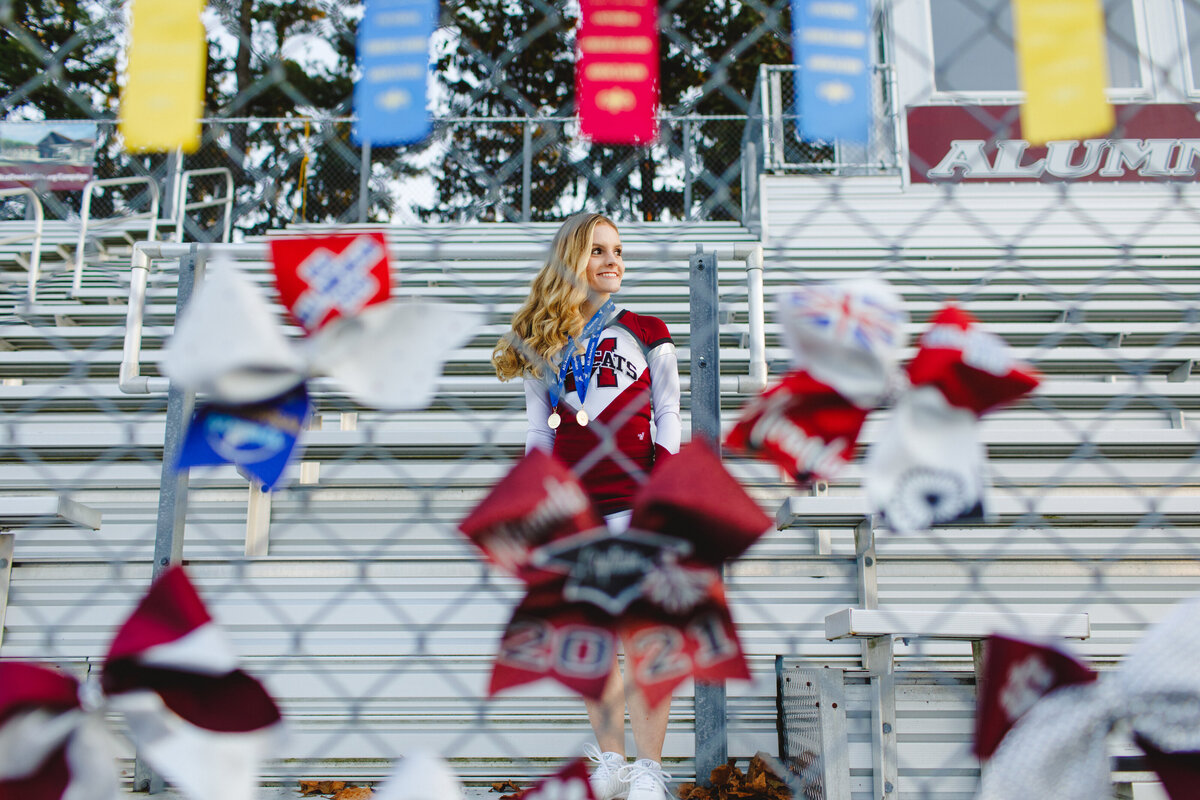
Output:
524,308,682,517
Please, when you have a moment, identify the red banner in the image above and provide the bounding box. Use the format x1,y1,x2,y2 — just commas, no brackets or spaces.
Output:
577,0,659,144
908,104,1200,184
268,233,391,334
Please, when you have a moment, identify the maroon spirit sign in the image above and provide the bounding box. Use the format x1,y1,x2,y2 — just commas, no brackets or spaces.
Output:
907,104,1200,183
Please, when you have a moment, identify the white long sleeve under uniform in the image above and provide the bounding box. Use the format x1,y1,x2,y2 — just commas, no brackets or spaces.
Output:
524,307,682,516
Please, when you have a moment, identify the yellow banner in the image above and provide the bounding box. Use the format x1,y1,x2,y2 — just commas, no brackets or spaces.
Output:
119,0,206,152
1013,0,1114,145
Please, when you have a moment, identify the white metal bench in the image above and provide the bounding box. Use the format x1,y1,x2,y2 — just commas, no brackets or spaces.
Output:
0,495,101,650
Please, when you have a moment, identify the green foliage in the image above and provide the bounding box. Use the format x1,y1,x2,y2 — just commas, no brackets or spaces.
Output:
0,0,120,120
426,0,792,222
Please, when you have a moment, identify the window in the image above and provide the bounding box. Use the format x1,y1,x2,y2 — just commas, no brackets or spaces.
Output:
930,0,1144,93
1182,0,1200,90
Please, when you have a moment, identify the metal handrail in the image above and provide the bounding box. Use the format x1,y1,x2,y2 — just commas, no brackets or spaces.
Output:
119,240,768,396
174,168,234,243
0,187,44,303
72,177,160,296
758,62,901,174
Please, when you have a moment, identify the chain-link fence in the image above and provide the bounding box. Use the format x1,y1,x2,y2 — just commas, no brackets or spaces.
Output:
0,114,751,234
4,0,1200,798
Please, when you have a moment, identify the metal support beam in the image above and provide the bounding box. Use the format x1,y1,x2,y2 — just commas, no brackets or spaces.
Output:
682,120,694,220
358,142,372,223
689,247,725,784
138,244,198,795
521,121,533,222
0,534,12,651
854,518,896,799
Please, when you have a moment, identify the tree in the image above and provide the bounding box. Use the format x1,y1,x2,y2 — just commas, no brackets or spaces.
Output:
426,0,792,222
0,0,120,120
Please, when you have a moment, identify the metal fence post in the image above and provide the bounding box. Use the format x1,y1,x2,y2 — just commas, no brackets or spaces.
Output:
689,246,726,785
162,147,182,221
135,244,198,794
522,120,533,222
359,141,372,223
683,119,694,220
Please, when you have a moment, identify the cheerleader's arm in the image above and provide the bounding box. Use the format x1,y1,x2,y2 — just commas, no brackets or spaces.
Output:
648,342,681,460
523,377,557,454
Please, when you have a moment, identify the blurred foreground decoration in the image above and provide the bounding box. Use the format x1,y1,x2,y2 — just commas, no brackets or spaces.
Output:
0,567,281,800
976,594,1200,800
460,442,771,707
728,282,1039,534
164,234,480,489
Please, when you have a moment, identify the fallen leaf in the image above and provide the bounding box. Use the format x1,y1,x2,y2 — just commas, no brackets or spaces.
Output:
333,787,373,800
299,780,347,796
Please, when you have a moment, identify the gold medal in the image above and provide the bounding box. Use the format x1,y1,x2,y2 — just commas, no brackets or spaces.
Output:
576,409,589,426
548,412,561,429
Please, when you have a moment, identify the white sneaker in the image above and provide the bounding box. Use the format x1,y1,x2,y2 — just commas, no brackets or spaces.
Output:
619,758,672,800
584,743,629,800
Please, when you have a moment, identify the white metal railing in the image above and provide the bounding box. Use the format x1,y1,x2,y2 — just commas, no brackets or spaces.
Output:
174,168,234,243
758,63,902,175
118,240,768,396
0,187,44,303
72,177,160,296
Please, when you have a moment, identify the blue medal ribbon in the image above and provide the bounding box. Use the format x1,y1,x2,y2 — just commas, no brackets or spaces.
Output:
548,299,616,416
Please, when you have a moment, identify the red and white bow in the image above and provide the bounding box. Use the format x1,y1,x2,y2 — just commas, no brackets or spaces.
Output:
865,304,1039,532
728,281,1040,533
459,441,772,708
162,233,480,410
727,280,906,485
0,567,281,800
975,596,1200,800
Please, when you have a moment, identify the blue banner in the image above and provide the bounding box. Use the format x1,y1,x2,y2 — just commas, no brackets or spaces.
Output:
354,0,437,145
176,385,310,492
791,0,872,144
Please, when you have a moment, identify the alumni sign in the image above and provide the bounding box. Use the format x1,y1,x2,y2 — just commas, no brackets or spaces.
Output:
907,104,1200,183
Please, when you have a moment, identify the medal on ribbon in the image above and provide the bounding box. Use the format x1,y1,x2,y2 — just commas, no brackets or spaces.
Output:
459,441,770,708
547,299,615,430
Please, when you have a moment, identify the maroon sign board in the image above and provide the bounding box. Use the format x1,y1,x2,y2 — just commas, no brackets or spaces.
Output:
907,104,1200,183
0,121,96,191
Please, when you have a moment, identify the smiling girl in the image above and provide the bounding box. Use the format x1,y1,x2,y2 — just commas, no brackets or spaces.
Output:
492,212,682,800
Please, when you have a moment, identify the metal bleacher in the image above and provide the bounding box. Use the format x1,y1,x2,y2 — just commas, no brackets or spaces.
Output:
2,193,1199,796
759,179,1200,799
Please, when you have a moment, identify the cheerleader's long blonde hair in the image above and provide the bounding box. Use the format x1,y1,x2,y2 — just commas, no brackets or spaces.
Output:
493,212,618,381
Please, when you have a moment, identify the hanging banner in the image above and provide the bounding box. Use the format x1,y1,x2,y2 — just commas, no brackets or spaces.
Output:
0,121,96,190
119,0,206,153
576,0,659,144
354,0,437,145
791,0,872,143
1013,0,1113,145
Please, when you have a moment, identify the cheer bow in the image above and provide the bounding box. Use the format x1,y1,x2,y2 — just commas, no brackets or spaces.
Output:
728,281,1039,533
726,280,905,486
974,596,1200,800
163,233,481,490
459,441,771,708
865,304,1039,533
0,566,281,800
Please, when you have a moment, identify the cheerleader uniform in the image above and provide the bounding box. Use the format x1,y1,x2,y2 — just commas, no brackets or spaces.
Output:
523,306,682,519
